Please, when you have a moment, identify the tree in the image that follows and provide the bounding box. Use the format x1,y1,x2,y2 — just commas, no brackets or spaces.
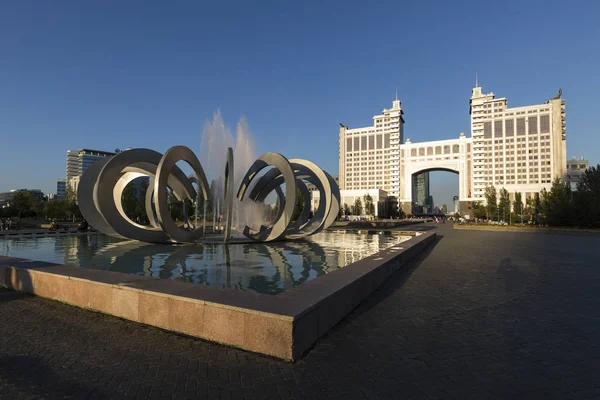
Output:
472,201,487,219
351,198,363,216
541,178,573,227
397,207,405,219
12,191,35,217
119,178,150,224
168,190,184,221
292,188,305,221
498,188,510,222
534,192,541,217
524,196,534,222
484,186,498,220
32,199,46,219
363,194,375,216
343,203,351,216
573,165,600,228
121,183,139,221
513,192,523,220
64,184,82,221
135,178,150,224
441,204,448,215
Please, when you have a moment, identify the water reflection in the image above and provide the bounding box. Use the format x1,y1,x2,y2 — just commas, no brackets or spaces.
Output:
1,231,411,295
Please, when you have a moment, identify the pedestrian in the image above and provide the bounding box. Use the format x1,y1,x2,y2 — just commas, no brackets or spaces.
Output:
0,219,3,231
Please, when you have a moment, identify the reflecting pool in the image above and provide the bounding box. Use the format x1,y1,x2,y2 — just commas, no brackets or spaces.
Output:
0,231,413,295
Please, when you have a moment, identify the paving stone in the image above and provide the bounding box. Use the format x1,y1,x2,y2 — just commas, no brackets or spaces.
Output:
1,223,600,399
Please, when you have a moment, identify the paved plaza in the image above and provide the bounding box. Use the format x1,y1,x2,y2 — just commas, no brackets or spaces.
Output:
1,223,599,399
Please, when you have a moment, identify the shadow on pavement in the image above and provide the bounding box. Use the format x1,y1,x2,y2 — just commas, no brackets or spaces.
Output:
0,354,102,399
0,267,34,304
0,288,32,304
332,234,443,331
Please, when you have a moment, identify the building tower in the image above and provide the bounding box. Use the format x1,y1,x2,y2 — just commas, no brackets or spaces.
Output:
338,97,405,198
60,149,116,196
469,83,566,203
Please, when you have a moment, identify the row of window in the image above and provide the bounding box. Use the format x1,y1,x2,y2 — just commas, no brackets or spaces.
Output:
482,115,551,138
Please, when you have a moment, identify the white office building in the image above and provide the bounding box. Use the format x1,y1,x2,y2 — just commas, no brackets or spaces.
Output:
58,148,115,197
566,156,589,191
338,85,567,216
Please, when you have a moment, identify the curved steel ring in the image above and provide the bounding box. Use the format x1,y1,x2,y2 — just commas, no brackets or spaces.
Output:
79,147,339,244
237,152,297,242
154,146,210,243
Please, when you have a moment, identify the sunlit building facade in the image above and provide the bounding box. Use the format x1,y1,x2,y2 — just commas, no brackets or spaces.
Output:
338,85,568,216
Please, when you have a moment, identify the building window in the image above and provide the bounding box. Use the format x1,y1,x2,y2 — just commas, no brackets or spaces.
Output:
517,118,525,135
528,116,538,135
494,120,503,137
540,115,550,133
484,122,492,138
505,119,514,136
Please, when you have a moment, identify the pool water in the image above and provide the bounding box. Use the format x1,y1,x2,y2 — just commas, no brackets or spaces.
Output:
0,231,412,295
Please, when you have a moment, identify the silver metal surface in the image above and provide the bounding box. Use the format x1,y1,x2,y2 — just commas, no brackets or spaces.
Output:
78,146,339,244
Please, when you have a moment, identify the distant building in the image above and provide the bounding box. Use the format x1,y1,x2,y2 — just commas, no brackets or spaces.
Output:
412,172,431,214
57,148,115,199
66,149,116,182
56,179,66,200
0,189,44,207
566,156,589,191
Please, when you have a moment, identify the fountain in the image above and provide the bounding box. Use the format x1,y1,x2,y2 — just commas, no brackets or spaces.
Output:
0,112,434,361
77,113,340,244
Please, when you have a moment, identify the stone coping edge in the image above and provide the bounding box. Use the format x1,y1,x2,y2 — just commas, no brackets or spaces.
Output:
0,231,436,361
453,224,600,236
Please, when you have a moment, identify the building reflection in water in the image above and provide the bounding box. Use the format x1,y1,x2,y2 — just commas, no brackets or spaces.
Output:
2,231,411,295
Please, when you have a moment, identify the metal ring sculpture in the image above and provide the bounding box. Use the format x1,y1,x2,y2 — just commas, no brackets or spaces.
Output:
79,146,209,243
79,146,339,243
237,152,340,242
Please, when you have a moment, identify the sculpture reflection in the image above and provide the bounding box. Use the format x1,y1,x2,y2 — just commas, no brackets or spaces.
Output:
85,239,335,295
1,231,412,296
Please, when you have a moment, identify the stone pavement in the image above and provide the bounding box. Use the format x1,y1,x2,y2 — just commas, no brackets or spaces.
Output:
1,223,599,399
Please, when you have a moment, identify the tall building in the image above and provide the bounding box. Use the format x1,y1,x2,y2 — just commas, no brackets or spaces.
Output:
56,179,66,200
566,156,589,191
469,85,566,201
338,97,404,197
60,149,115,196
66,149,115,182
411,172,431,214
337,84,568,217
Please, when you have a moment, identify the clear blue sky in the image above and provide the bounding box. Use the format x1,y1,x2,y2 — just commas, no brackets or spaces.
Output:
1,0,599,208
